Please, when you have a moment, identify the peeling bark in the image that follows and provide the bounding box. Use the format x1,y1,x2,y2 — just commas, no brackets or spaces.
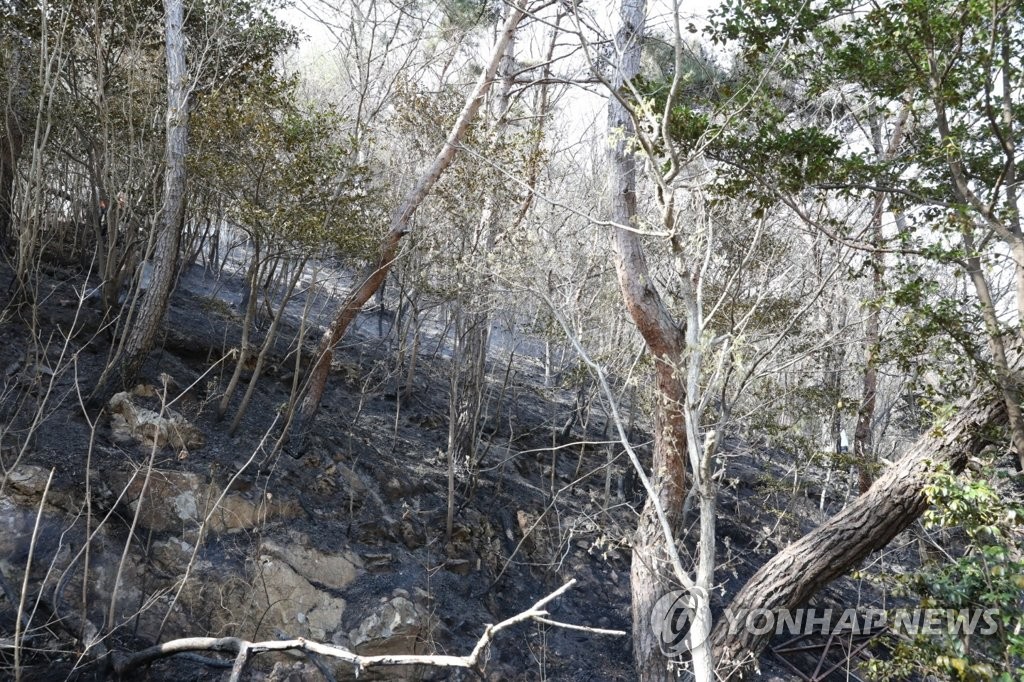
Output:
606,1,690,679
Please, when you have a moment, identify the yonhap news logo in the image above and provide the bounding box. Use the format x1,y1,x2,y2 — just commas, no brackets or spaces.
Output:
651,595,1002,657
651,587,710,655
715,606,1001,639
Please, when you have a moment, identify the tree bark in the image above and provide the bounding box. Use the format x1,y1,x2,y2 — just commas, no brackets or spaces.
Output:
710,384,1006,679
854,242,880,494
290,5,527,438
0,119,23,255
606,1,690,679
89,0,188,403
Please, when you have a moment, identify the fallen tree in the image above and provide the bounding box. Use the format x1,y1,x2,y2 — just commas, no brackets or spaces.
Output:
710,383,1007,679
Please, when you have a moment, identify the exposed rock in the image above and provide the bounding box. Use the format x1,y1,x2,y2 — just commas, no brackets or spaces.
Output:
348,596,432,655
354,515,399,544
267,661,331,681
262,535,362,589
108,390,204,452
233,533,364,642
253,555,348,641
444,559,473,576
362,553,393,573
110,469,299,534
3,463,78,512
400,519,425,550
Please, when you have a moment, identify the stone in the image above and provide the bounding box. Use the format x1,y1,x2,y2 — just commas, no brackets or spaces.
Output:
254,555,348,641
363,553,393,573
348,596,431,655
4,464,77,512
261,536,362,590
267,661,326,682
109,469,298,534
107,391,204,452
445,559,472,576
5,464,51,500
383,477,405,501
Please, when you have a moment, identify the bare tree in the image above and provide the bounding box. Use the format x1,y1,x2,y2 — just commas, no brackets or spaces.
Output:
602,2,694,679
291,4,530,437
89,0,189,403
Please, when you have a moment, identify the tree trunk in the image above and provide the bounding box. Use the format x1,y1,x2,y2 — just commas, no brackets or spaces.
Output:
710,384,1006,679
229,257,306,435
854,248,880,494
606,1,690,679
961,229,1024,471
0,121,23,255
89,0,188,404
290,5,527,438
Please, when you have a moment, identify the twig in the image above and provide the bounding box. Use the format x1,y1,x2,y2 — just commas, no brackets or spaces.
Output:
14,467,54,682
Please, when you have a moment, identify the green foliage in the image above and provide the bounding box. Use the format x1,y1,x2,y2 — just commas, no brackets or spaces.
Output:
190,78,377,256
700,0,1024,439
622,38,726,162
868,468,1024,680
708,0,845,55
437,0,500,31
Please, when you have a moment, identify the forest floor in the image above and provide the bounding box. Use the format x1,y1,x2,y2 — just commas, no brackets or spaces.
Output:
0,255,922,681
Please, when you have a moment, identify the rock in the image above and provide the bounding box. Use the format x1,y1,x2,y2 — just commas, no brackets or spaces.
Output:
235,534,364,642
131,383,159,399
4,464,77,512
262,536,362,590
149,538,193,573
254,555,348,641
355,515,398,544
400,519,424,550
267,661,327,681
107,391,204,452
444,559,473,576
363,553,393,573
109,469,298,534
348,596,431,655
383,477,405,501
5,464,51,500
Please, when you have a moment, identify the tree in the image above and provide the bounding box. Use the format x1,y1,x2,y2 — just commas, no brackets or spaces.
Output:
710,0,1024,469
290,4,529,438
603,2,692,679
89,0,188,402
710,381,1008,678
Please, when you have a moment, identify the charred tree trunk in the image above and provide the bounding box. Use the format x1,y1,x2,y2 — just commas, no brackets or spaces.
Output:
710,385,1006,679
0,120,22,256
606,1,690,679
89,0,188,404
289,6,527,440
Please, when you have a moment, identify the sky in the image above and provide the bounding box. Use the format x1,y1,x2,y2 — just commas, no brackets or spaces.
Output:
274,0,723,145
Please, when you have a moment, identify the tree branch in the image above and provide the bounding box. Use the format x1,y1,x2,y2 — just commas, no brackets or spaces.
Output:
111,579,623,679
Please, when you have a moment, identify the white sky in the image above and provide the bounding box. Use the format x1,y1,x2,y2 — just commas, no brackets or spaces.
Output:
275,0,722,144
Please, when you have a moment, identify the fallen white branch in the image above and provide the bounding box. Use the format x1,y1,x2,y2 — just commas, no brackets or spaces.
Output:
111,578,624,680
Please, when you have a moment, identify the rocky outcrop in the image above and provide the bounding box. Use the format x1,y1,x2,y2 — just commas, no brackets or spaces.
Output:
108,387,204,453
246,535,363,640
108,469,300,535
